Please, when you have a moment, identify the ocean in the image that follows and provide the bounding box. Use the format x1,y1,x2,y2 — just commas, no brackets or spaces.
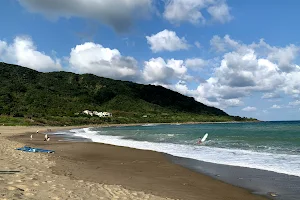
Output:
54,121,300,178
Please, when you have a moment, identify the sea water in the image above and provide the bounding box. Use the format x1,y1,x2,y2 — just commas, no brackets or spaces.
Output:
55,121,300,178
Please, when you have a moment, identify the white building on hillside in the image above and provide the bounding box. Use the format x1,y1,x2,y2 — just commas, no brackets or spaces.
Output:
82,110,112,117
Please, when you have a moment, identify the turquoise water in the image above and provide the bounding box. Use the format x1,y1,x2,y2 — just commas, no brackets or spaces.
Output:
58,121,300,177
96,122,300,155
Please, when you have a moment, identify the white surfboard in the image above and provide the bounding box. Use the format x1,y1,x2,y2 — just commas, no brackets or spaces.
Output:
201,133,208,142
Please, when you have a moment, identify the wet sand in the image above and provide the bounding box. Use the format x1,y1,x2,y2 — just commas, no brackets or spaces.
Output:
4,126,270,200
170,155,300,200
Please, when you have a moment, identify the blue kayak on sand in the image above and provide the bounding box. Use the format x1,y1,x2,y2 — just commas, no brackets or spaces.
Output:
16,146,55,153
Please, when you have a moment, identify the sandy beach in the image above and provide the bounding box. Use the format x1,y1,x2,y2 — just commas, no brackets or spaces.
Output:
1,126,269,200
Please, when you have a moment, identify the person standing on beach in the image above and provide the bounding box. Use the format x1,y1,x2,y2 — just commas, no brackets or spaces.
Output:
44,134,50,141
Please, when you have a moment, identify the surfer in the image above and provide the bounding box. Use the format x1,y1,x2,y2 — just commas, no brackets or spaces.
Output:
197,133,208,144
197,138,202,144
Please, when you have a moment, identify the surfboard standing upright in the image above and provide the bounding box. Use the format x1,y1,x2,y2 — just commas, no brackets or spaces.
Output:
201,133,208,143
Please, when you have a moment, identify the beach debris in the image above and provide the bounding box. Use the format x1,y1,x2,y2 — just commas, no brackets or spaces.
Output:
0,170,20,174
16,146,55,153
215,174,220,177
36,130,39,134
30,134,33,140
269,192,278,197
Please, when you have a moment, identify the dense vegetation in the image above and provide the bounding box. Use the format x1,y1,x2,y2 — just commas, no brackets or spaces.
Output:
0,62,256,125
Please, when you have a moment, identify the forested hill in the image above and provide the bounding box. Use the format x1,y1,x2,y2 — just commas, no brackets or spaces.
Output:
0,62,253,125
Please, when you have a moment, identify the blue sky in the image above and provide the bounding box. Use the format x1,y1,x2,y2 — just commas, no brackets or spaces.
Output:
0,0,300,121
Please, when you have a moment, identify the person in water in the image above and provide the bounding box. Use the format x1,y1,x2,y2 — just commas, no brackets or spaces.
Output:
198,138,202,144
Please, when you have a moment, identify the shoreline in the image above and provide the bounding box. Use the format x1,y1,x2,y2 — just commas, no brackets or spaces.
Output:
3,125,270,200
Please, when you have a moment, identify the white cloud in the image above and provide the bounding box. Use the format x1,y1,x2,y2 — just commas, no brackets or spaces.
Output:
210,35,240,52
271,104,281,109
289,100,300,106
242,106,257,112
262,93,281,99
18,0,153,32
174,80,190,95
267,45,299,72
146,30,189,52
185,58,208,70
68,42,139,80
163,0,232,25
195,35,300,109
0,36,62,72
142,57,188,84
167,59,188,75
207,2,232,23
195,41,201,48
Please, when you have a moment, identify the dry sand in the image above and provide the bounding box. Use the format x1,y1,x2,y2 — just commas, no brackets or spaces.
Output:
0,126,269,200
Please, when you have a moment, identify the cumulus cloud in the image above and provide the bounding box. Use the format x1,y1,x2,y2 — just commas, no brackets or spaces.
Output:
174,80,190,95
18,0,153,32
142,57,189,84
207,2,232,23
210,35,240,52
146,30,189,52
163,0,232,25
0,36,61,72
185,58,208,70
242,106,257,112
68,42,139,80
192,35,300,109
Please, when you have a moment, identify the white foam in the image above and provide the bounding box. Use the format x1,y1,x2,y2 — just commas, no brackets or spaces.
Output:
141,124,158,127
67,128,300,177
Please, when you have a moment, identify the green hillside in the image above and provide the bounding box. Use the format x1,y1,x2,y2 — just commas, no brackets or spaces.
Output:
0,62,255,125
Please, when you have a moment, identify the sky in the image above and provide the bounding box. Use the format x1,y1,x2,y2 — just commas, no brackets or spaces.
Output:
0,0,300,121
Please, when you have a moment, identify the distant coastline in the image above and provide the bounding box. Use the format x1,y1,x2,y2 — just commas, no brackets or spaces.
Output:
0,116,260,127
